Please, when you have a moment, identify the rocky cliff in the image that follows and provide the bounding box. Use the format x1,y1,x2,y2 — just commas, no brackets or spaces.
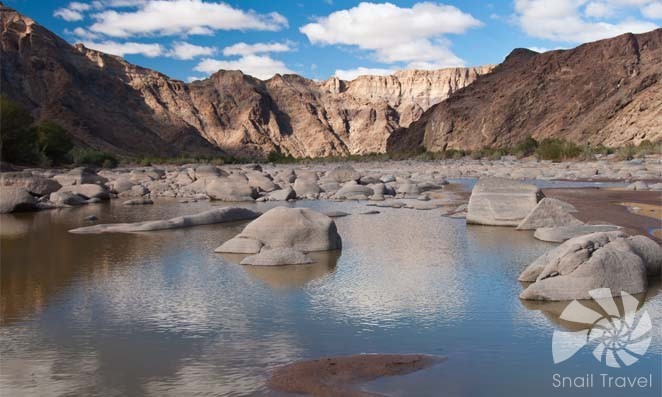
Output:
0,5,491,159
387,29,662,153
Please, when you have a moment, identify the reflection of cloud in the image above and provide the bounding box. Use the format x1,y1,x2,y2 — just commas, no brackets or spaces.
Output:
0,350,99,395
309,210,469,325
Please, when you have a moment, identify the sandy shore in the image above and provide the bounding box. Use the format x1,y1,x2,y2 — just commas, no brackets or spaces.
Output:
267,354,444,396
543,188,662,241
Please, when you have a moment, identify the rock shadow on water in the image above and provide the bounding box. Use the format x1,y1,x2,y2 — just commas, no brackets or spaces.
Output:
519,277,661,332
219,250,341,289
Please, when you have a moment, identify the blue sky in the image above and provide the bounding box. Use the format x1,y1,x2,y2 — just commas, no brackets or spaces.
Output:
6,0,661,81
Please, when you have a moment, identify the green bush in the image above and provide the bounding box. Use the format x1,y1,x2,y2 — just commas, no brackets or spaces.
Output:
71,148,118,168
535,138,583,161
0,96,39,164
34,121,73,164
514,136,538,157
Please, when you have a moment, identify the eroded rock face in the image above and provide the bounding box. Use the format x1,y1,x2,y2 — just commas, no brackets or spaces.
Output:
216,207,342,253
0,5,490,159
519,232,660,301
388,29,662,153
466,178,544,226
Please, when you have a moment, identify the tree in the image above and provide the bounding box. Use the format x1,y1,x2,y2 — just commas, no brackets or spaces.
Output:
0,96,38,163
35,121,73,164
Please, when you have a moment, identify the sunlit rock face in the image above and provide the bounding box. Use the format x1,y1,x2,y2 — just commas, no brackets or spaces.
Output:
0,4,491,159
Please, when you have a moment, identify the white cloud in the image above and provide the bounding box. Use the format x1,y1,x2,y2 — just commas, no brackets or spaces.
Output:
89,0,288,37
193,55,293,80
514,0,659,43
187,76,205,82
54,8,85,21
82,40,164,57
642,1,662,18
69,2,93,11
70,27,101,40
222,42,293,56
300,2,481,68
167,41,216,60
334,66,396,80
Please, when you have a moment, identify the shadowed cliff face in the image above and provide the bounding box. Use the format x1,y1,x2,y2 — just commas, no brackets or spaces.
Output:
0,5,492,159
387,29,662,153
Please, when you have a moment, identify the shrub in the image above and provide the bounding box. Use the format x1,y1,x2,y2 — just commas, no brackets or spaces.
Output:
535,138,583,160
34,121,73,164
71,148,118,168
0,96,39,164
514,136,538,157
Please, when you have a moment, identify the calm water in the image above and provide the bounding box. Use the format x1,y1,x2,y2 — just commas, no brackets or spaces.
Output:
0,195,660,396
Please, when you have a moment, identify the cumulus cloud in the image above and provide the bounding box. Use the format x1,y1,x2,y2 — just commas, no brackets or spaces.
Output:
54,8,85,21
300,2,481,68
334,67,396,80
82,40,164,57
168,41,216,60
642,1,662,18
193,55,293,80
89,0,288,37
222,42,293,56
514,0,659,43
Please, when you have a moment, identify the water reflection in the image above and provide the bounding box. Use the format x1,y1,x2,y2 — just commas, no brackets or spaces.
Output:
222,251,341,289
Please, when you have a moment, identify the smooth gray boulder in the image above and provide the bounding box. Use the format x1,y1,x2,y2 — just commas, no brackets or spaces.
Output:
293,178,321,197
325,165,360,183
108,178,135,193
216,207,341,253
1,172,61,196
334,182,373,200
268,186,296,201
215,236,264,253
0,187,38,213
49,191,87,207
516,198,582,230
59,184,110,200
467,177,544,226
69,207,260,234
206,176,257,201
519,231,658,301
247,172,279,192
54,167,107,186
534,224,621,242
240,247,314,266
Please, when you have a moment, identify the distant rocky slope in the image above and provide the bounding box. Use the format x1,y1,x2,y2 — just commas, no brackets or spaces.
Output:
387,29,662,153
0,5,491,159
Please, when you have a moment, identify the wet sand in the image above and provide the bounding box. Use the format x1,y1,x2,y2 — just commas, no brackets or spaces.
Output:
543,188,662,241
267,354,444,396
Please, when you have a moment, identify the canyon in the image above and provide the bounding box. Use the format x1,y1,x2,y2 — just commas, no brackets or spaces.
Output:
1,5,490,159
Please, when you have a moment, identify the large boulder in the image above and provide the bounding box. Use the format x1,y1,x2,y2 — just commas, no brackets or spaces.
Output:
466,177,544,226
59,184,110,200
334,182,373,200
205,175,257,201
49,191,87,207
534,224,621,243
293,178,321,198
516,198,582,230
519,231,659,301
215,207,342,254
1,172,61,196
0,187,38,213
325,165,360,183
54,167,107,186
268,186,296,201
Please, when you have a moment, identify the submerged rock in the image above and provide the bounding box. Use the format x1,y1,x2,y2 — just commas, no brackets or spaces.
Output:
69,207,260,234
519,231,660,301
216,207,342,253
467,177,543,226
122,198,154,205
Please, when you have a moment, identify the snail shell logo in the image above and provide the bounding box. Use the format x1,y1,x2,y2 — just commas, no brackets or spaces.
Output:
552,288,652,368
